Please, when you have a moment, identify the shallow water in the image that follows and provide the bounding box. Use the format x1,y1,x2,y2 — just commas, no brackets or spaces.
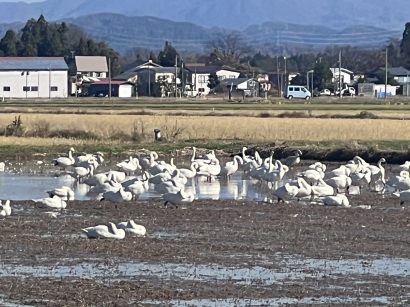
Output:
0,158,394,202
1,256,409,284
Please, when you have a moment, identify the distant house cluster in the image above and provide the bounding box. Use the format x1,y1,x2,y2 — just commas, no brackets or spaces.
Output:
0,55,409,99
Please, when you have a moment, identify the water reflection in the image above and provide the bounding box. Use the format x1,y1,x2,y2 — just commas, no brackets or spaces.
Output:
0,172,274,202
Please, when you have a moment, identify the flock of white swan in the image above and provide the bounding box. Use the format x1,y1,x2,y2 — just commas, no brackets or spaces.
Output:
0,146,409,239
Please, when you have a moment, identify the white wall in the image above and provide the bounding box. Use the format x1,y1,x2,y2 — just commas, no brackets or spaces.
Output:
192,70,240,96
118,84,133,98
0,70,68,99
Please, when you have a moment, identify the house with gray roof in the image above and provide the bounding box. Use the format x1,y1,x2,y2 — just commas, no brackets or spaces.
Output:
0,57,68,99
114,60,189,97
221,77,259,98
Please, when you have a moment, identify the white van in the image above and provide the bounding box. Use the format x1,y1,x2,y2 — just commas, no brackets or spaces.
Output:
286,85,311,100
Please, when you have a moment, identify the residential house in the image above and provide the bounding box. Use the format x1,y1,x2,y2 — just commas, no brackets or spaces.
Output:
114,60,189,97
221,78,259,98
330,67,354,86
0,57,68,99
186,65,240,96
69,56,108,96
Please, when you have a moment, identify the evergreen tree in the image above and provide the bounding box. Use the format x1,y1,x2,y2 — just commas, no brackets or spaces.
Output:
158,41,178,67
207,72,220,90
0,30,18,56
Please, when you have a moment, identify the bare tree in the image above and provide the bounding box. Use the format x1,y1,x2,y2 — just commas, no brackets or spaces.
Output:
207,32,252,66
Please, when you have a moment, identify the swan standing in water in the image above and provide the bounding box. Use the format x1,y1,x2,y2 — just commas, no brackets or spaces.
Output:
117,220,146,236
0,200,11,217
82,222,125,239
178,162,198,179
221,156,243,180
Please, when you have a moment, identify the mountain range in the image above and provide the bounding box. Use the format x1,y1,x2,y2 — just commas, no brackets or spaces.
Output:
0,0,406,53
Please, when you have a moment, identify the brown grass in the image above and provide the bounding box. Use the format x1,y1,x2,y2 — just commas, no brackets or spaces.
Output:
0,113,409,146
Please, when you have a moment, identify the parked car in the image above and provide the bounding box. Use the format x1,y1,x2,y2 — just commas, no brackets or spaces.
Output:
285,85,311,100
335,86,356,96
319,89,334,96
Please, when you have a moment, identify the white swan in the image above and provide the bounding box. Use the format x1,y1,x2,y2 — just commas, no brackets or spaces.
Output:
163,188,195,207
117,220,146,236
322,194,351,207
350,169,372,193
82,222,125,239
0,200,11,216
221,156,243,179
117,156,140,176
178,162,198,179
325,175,352,194
197,158,221,182
148,169,172,184
309,162,327,172
399,161,410,172
105,170,126,183
367,158,386,191
325,165,351,178
53,147,75,169
298,167,325,185
273,183,299,203
100,188,132,202
89,178,122,195
47,186,75,201
32,196,67,209
84,172,113,187
140,151,159,170
0,162,5,172
126,179,149,200
154,178,185,194
311,178,335,197
294,177,313,199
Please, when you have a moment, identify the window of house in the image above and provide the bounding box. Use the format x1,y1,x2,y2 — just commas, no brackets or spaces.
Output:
3,86,10,91
218,76,226,80
198,75,207,83
31,86,38,91
23,86,30,92
50,86,58,91
229,75,236,79
198,88,205,92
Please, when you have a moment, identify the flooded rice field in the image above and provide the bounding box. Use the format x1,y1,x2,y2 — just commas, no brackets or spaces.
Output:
0,154,409,305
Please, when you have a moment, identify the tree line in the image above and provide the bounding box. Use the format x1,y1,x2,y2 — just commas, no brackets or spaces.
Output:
2,15,410,92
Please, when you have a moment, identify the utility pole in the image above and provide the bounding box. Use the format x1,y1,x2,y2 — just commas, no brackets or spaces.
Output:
339,51,342,99
385,47,388,100
175,54,178,98
108,57,111,100
276,56,280,97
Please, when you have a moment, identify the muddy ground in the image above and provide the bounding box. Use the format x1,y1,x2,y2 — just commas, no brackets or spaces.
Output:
0,194,409,306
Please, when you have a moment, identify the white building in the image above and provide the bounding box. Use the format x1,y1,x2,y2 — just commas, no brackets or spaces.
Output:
70,56,108,95
186,65,240,96
330,67,354,85
0,57,68,99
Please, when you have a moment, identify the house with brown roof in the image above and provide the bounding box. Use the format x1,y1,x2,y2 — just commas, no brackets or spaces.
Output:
69,56,108,96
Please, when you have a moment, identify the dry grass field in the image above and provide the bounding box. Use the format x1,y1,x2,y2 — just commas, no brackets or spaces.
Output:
0,113,409,148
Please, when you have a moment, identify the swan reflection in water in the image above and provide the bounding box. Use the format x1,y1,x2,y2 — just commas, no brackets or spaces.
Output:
0,172,276,202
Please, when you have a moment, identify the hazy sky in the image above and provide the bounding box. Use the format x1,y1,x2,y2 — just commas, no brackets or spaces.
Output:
1,0,43,2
